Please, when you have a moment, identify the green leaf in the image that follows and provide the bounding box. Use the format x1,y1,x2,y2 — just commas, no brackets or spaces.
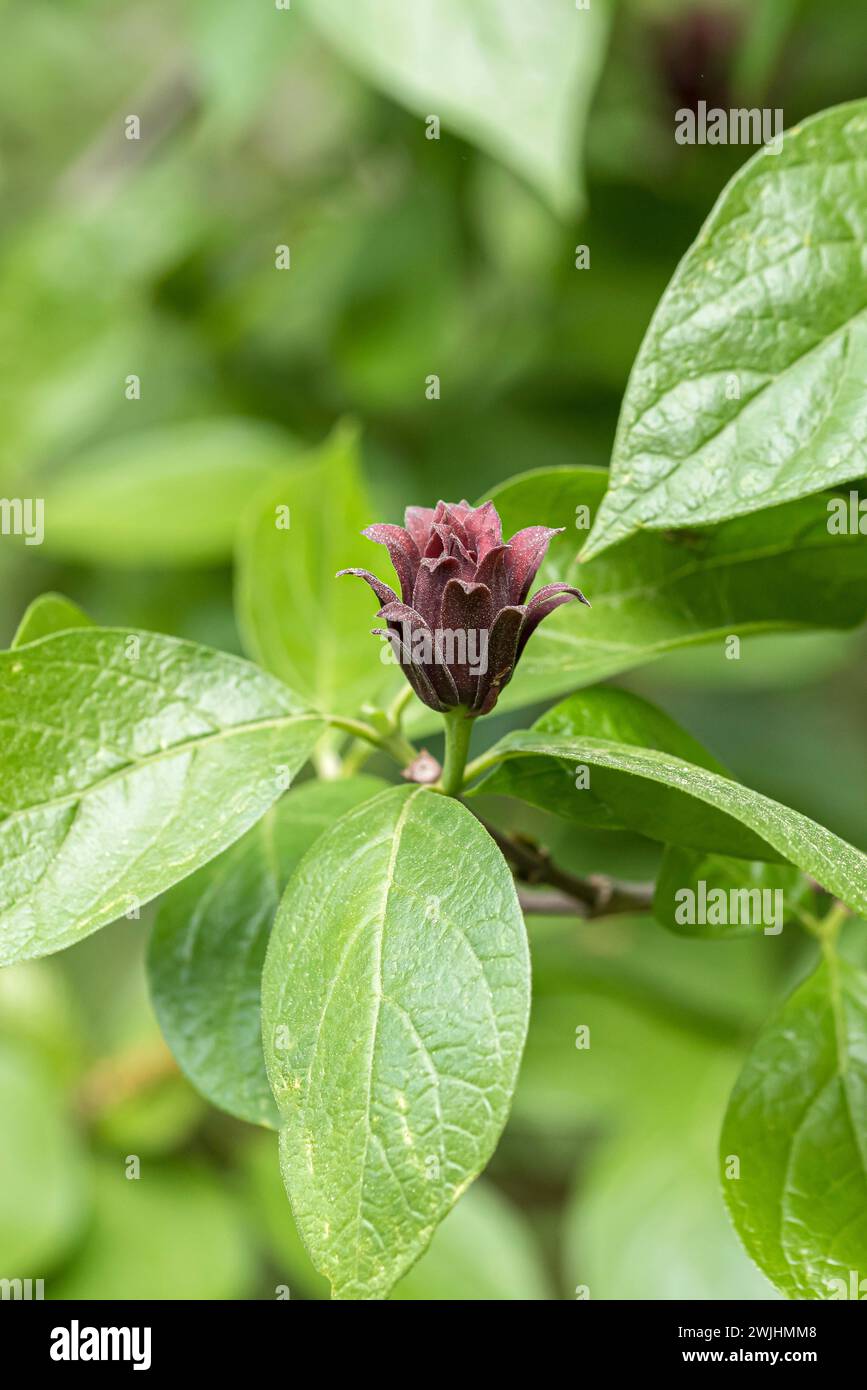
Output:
186,0,300,141
565,1054,778,1300
52,1159,254,1300
149,775,387,1128
0,629,324,965
0,1040,88,1272
721,956,867,1298
303,0,611,215
514,922,776,1137
11,593,92,648
476,467,867,717
37,418,298,568
241,1131,331,1300
262,785,530,1300
474,693,867,912
477,685,768,855
654,846,809,939
0,960,85,1081
391,1181,552,1301
583,101,867,558
243,1131,552,1300
235,424,391,715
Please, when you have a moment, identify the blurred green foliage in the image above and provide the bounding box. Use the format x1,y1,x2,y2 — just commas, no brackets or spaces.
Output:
0,0,865,1298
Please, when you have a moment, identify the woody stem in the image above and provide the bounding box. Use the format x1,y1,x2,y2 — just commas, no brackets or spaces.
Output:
440,710,474,797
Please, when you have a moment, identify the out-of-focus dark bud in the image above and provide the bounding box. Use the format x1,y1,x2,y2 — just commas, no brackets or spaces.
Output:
654,8,742,113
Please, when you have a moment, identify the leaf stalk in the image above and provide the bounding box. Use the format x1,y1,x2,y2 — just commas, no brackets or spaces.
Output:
439,710,474,797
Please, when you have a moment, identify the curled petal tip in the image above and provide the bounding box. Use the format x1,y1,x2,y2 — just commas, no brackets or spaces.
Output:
338,566,400,607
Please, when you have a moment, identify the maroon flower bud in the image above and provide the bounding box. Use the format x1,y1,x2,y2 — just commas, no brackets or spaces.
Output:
338,499,589,716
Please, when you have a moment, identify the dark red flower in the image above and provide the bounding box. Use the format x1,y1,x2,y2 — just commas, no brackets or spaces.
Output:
338,499,589,716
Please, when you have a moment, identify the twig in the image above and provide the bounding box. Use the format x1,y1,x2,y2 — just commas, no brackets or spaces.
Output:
476,816,654,920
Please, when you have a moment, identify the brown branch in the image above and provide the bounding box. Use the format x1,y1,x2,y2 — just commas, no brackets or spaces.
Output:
476,817,654,920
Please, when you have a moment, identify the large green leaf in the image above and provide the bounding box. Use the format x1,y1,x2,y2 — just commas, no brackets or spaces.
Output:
262,785,530,1300
149,775,387,1128
474,694,867,912
235,425,391,715
721,956,867,1298
37,418,298,567
0,629,324,964
303,0,611,215
392,1181,552,1301
477,686,770,857
582,101,867,558
243,1131,552,1300
475,467,867,717
11,593,92,649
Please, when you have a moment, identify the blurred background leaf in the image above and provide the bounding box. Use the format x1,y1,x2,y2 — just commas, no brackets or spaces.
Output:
0,1039,88,1273
52,1160,255,1300
235,425,397,712
36,419,300,568
563,1053,779,1300
302,0,612,216
243,1130,554,1301
11,592,92,647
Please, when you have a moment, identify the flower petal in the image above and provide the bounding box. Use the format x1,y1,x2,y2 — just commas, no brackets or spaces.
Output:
517,584,589,658
371,627,448,713
473,544,511,610
404,505,436,552
526,580,591,609
462,500,503,562
336,567,399,607
439,505,472,553
505,525,564,602
472,604,524,715
411,554,461,630
440,578,494,633
443,530,477,578
423,526,446,559
440,579,493,706
361,524,420,603
376,600,461,708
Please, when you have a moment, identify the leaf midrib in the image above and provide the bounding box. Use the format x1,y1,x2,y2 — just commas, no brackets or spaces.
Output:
351,786,423,1290
0,712,322,826
487,733,867,913
581,108,867,558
